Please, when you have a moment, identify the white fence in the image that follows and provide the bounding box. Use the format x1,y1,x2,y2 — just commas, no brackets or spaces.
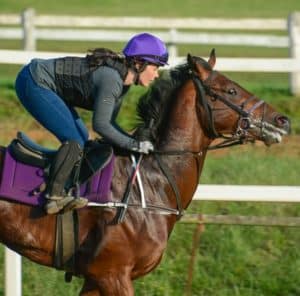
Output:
0,10,290,54
0,9,300,94
194,185,300,202
5,248,21,296
2,49,300,73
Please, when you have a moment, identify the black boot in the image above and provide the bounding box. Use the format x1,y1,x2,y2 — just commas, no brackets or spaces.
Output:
44,140,88,214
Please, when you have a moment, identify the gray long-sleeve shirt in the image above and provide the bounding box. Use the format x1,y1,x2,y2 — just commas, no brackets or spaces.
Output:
29,58,139,150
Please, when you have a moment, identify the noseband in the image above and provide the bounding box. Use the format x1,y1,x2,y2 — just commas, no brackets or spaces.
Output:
192,72,266,150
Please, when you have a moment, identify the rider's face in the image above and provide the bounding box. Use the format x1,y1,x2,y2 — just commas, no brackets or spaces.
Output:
137,64,160,87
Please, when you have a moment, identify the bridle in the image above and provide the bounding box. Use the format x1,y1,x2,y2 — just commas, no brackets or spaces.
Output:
152,69,268,155
147,69,268,218
117,66,285,219
191,71,266,150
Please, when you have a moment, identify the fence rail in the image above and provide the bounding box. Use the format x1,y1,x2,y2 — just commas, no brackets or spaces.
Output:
181,214,300,227
0,10,300,94
2,49,300,74
0,28,289,47
194,185,300,202
0,14,288,30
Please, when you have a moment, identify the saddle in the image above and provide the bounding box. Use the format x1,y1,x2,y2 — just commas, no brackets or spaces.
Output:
10,132,113,184
0,132,115,206
0,133,116,275
10,132,56,167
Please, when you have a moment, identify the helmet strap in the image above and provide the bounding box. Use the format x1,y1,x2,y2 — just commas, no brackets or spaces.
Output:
126,58,149,85
129,59,149,85
136,62,148,73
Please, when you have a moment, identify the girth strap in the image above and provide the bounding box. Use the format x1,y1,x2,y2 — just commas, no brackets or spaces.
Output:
154,154,183,219
54,210,79,274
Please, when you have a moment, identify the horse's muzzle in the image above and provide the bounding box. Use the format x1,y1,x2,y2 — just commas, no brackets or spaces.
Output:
244,113,290,146
259,114,291,146
273,115,291,134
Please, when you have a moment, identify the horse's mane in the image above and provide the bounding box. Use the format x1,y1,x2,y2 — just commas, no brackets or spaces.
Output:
135,56,209,142
135,63,189,141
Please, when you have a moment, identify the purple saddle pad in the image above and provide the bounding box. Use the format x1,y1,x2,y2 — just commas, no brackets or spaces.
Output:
0,148,114,207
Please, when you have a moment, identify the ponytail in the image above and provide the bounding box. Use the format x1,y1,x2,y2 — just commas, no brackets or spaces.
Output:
86,48,125,67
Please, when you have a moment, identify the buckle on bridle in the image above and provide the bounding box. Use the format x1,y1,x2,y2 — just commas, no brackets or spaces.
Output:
236,117,252,138
239,117,251,130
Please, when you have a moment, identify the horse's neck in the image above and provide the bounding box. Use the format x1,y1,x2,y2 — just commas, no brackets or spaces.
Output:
161,82,207,151
158,85,210,209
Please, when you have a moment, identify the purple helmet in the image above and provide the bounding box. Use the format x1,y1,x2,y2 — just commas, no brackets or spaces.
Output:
123,33,169,66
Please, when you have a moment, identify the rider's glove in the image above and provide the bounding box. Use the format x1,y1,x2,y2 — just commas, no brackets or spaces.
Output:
137,141,154,154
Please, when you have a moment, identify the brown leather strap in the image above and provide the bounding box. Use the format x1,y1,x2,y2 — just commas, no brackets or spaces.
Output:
54,210,79,273
154,154,183,219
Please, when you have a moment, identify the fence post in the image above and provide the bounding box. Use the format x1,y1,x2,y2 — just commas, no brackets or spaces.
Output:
22,8,36,51
5,248,22,296
184,216,205,296
168,29,178,60
288,12,300,96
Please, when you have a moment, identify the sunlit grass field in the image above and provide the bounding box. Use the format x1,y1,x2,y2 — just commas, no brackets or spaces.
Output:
0,1,300,295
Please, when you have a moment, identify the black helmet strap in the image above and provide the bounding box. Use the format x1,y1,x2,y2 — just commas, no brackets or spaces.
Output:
127,58,149,85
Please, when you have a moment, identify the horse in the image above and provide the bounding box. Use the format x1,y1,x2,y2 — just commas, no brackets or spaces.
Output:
0,50,290,295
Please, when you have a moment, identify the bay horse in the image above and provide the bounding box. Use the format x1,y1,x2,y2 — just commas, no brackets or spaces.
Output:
0,50,290,295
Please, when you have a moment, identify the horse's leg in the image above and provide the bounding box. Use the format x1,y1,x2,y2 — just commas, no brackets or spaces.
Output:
80,274,134,296
80,279,101,296
98,275,134,296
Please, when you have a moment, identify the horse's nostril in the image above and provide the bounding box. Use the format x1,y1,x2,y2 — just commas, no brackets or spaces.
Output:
276,115,288,125
274,115,290,129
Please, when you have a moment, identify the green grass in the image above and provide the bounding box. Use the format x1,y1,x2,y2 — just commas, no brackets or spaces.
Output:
1,0,300,18
0,248,83,296
134,221,300,295
201,149,300,186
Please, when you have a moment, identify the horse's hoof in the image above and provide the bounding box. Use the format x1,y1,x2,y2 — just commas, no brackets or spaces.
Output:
44,196,73,214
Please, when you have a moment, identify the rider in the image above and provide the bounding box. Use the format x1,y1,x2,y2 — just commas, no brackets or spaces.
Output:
15,32,169,214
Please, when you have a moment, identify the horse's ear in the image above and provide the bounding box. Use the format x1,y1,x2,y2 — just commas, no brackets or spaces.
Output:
208,48,216,68
187,53,210,81
187,53,194,69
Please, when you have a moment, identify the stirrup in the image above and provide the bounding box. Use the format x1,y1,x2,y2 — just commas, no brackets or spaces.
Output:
44,196,74,215
63,197,88,213
45,194,65,201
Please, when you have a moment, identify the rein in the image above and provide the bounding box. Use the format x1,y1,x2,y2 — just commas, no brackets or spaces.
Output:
191,73,266,150
137,71,266,219
154,153,184,219
152,149,202,156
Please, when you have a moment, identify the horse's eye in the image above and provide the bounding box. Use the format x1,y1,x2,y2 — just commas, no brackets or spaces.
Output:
228,88,237,95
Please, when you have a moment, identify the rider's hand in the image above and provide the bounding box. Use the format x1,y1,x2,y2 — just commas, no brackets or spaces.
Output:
138,141,154,154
